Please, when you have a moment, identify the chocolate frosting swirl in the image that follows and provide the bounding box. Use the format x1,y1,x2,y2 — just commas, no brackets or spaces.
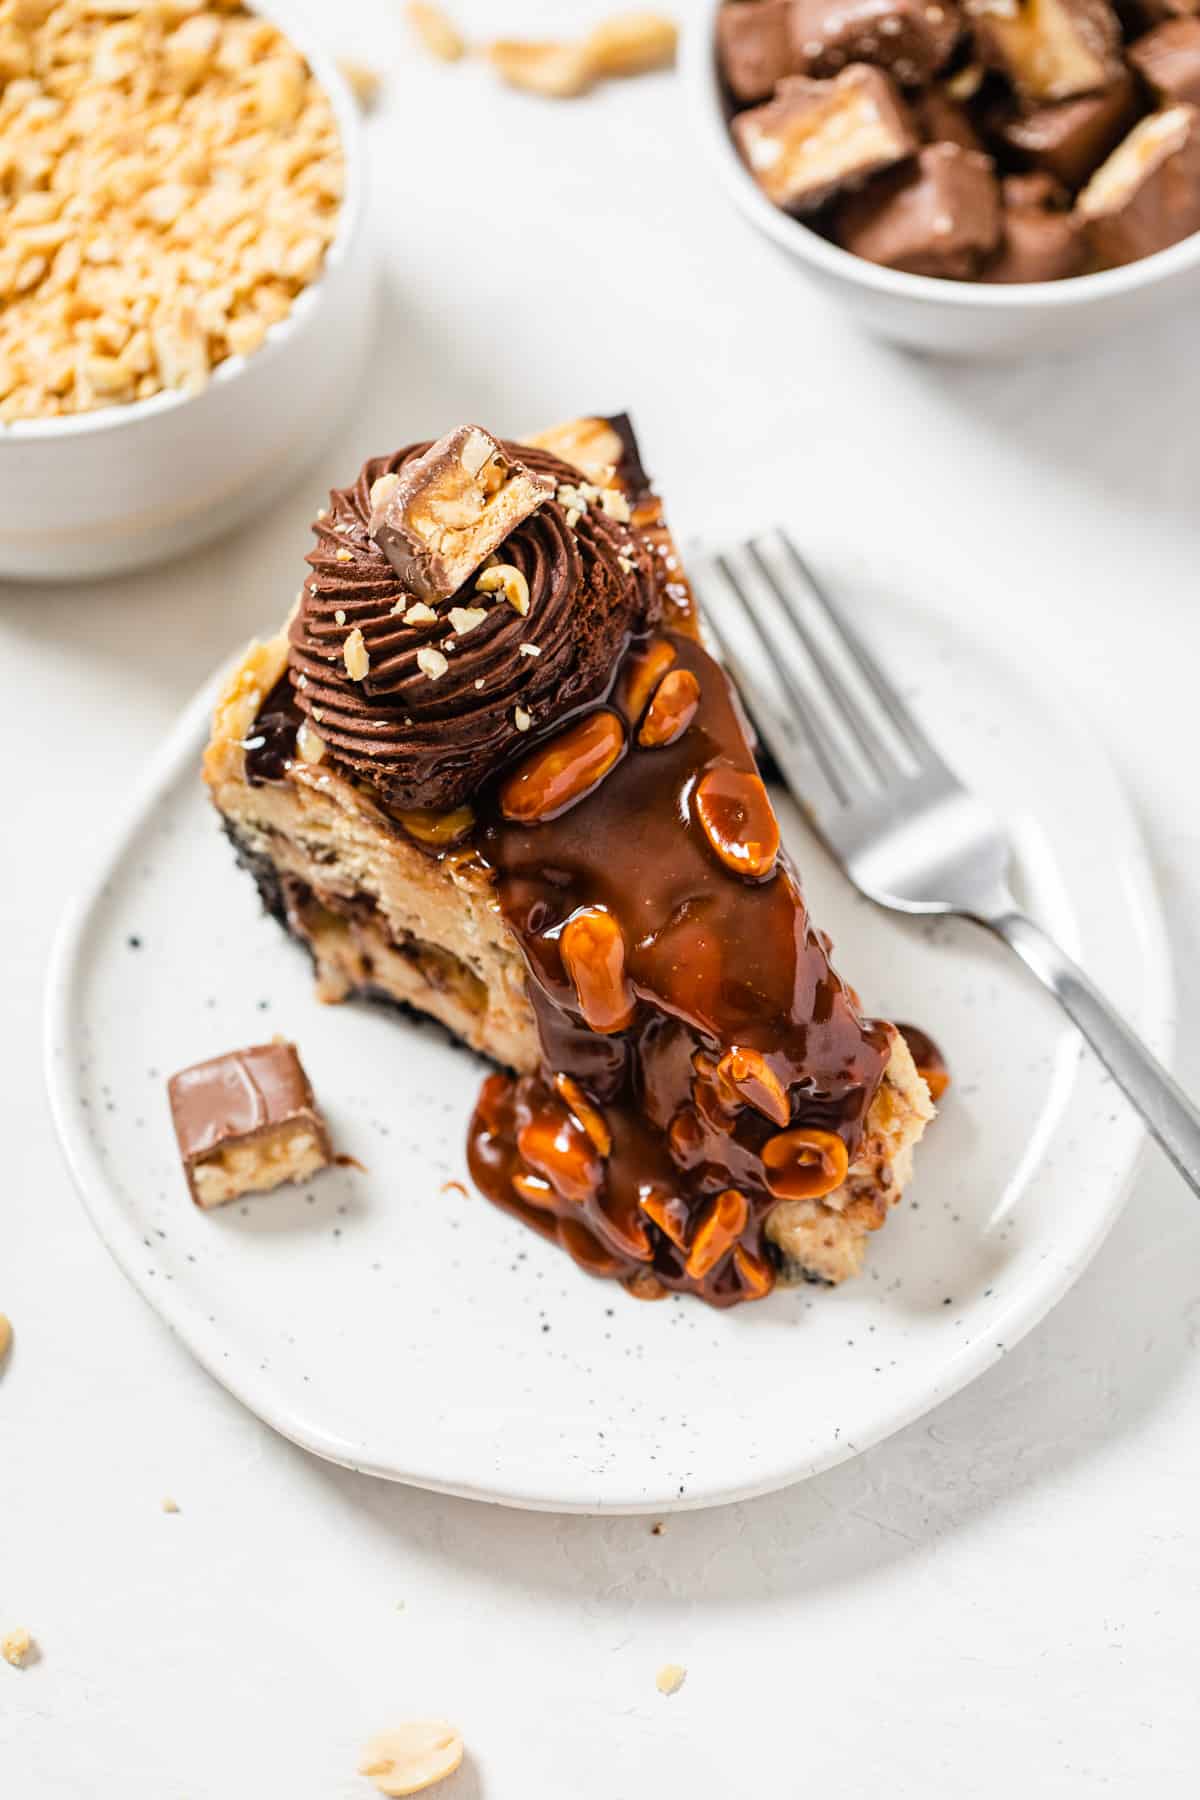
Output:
289,440,660,811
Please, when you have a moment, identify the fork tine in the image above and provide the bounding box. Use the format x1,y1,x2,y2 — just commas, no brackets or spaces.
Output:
747,537,901,785
712,550,851,807
773,530,948,769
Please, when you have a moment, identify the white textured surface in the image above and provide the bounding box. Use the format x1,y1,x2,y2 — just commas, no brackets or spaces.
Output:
2,0,1198,1791
43,606,1166,1509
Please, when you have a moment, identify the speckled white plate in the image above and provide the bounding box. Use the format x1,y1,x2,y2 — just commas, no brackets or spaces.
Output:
44,585,1172,1514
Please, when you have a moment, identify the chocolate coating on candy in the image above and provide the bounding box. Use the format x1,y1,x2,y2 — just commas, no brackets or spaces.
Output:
289,439,658,812
834,141,1001,275
981,173,1086,277
467,631,891,1308
1129,18,1200,103
167,1041,331,1202
894,1021,950,1100
1078,101,1200,264
990,70,1139,187
718,0,796,101
733,67,919,213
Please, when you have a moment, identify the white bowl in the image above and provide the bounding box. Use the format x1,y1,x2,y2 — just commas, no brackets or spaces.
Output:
0,1,373,582
686,2,1200,359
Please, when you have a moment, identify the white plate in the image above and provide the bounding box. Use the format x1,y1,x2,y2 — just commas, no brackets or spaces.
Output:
44,590,1172,1514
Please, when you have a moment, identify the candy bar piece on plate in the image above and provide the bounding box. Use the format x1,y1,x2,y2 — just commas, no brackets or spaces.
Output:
788,0,962,83
981,171,1087,275
967,0,1124,101
717,0,796,101
1077,101,1200,262
168,1041,332,1208
367,426,554,602
1129,18,1200,104
204,415,934,1304
991,69,1141,186
733,66,918,211
834,141,1001,274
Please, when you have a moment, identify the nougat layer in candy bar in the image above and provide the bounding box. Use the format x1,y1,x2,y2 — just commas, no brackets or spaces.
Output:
1078,100,1200,262
168,1041,332,1208
834,140,1001,273
733,65,918,211
368,425,554,602
967,0,1124,100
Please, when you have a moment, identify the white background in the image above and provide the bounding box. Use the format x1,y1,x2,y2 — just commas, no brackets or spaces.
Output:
3,1,1199,1792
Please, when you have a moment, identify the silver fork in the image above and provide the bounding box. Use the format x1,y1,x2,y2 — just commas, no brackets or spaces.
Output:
692,527,1200,1198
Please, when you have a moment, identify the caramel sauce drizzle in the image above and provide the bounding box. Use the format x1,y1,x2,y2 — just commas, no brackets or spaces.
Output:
467,628,891,1309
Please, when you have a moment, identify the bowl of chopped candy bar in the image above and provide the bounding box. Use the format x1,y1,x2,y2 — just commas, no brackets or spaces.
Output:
0,0,371,580
691,0,1200,356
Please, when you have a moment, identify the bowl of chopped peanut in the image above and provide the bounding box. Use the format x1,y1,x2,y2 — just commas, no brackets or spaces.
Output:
0,0,371,581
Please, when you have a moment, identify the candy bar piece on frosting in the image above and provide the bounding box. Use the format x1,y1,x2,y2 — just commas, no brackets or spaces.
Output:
981,171,1087,276
717,0,796,101
967,0,1124,101
1077,101,1200,262
368,425,554,602
834,141,1001,274
990,69,1140,188
1129,19,1200,104
168,1041,332,1208
788,0,962,84
733,67,918,212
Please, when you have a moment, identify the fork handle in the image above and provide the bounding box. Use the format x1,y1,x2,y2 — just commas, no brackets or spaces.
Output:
982,911,1200,1196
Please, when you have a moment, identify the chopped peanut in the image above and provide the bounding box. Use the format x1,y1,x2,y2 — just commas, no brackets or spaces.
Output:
0,2,343,421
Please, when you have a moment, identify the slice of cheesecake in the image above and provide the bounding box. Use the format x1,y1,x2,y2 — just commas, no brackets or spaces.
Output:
204,415,933,1303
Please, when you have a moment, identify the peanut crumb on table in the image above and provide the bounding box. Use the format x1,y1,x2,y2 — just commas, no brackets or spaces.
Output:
2,1629,34,1669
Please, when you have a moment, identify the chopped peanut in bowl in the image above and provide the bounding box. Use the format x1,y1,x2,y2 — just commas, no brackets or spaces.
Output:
0,0,344,423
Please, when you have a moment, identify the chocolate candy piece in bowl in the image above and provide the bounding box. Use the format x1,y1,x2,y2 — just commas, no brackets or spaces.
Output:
689,0,1200,354
0,0,371,580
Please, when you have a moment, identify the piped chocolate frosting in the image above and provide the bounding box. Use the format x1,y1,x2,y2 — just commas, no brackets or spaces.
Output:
290,442,659,811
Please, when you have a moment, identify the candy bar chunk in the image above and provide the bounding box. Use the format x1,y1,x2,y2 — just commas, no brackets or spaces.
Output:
993,70,1140,187
1077,102,1200,263
718,1,795,101
733,66,918,212
368,425,554,602
1130,20,1200,105
967,0,1123,101
981,171,1087,274
788,0,962,83
913,85,986,148
168,1041,332,1208
833,140,1000,273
